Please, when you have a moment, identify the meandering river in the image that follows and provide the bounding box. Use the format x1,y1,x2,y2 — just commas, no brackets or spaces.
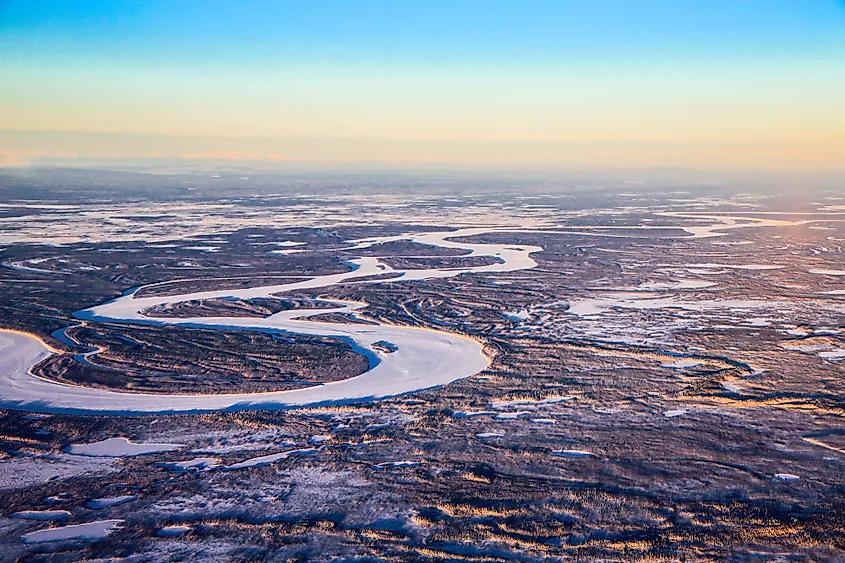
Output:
0,228,540,415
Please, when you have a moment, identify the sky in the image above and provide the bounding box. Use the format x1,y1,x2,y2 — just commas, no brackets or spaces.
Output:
1,0,844,170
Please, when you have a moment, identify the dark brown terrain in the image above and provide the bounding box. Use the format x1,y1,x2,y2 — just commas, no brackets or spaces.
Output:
0,170,842,562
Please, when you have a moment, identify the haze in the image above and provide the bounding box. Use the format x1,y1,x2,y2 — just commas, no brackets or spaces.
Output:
2,0,845,170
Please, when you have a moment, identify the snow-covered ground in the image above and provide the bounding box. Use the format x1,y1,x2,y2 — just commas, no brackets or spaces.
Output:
66,437,184,457
0,216,835,415
12,510,71,521
0,228,540,415
157,457,220,472
223,448,320,470
20,519,124,544
0,455,118,490
551,449,596,458
157,524,191,537
86,495,137,509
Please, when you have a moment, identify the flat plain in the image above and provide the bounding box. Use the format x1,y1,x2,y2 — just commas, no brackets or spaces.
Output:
0,169,843,562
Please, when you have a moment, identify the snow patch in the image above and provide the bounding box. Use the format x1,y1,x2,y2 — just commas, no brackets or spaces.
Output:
86,495,137,509
372,461,421,469
551,450,595,458
157,457,220,472
21,519,124,544
502,309,531,321
67,437,183,457
158,525,192,537
12,510,71,521
662,360,703,369
495,411,530,420
224,448,319,470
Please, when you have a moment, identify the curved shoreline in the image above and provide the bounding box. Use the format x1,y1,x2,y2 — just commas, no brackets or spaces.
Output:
0,228,541,416
0,215,798,416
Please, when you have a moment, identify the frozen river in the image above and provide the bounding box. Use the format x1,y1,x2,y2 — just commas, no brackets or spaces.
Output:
0,213,810,416
0,228,540,415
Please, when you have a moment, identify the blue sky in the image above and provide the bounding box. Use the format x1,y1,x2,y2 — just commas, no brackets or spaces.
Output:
4,1,844,65
1,1,844,168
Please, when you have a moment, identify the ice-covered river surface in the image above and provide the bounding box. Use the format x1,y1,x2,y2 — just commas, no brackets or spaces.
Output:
0,228,541,415
0,213,820,416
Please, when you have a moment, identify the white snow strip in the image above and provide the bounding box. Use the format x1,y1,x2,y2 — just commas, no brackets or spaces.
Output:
224,448,319,470
268,249,309,255
495,411,531,420
372,460,421,469
662,360,703,369
12,510,71,521
21,519,124,544
551,450,595,458
272,241,305,247
67,437,183,457
157,457,220,472
637,280,717,290
502,309,531,321
158,525,191,537
309,435,331,445
490,396,574,409
819,349,845,359
452,410,496,418
86,495,137,509
669,263,783,271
